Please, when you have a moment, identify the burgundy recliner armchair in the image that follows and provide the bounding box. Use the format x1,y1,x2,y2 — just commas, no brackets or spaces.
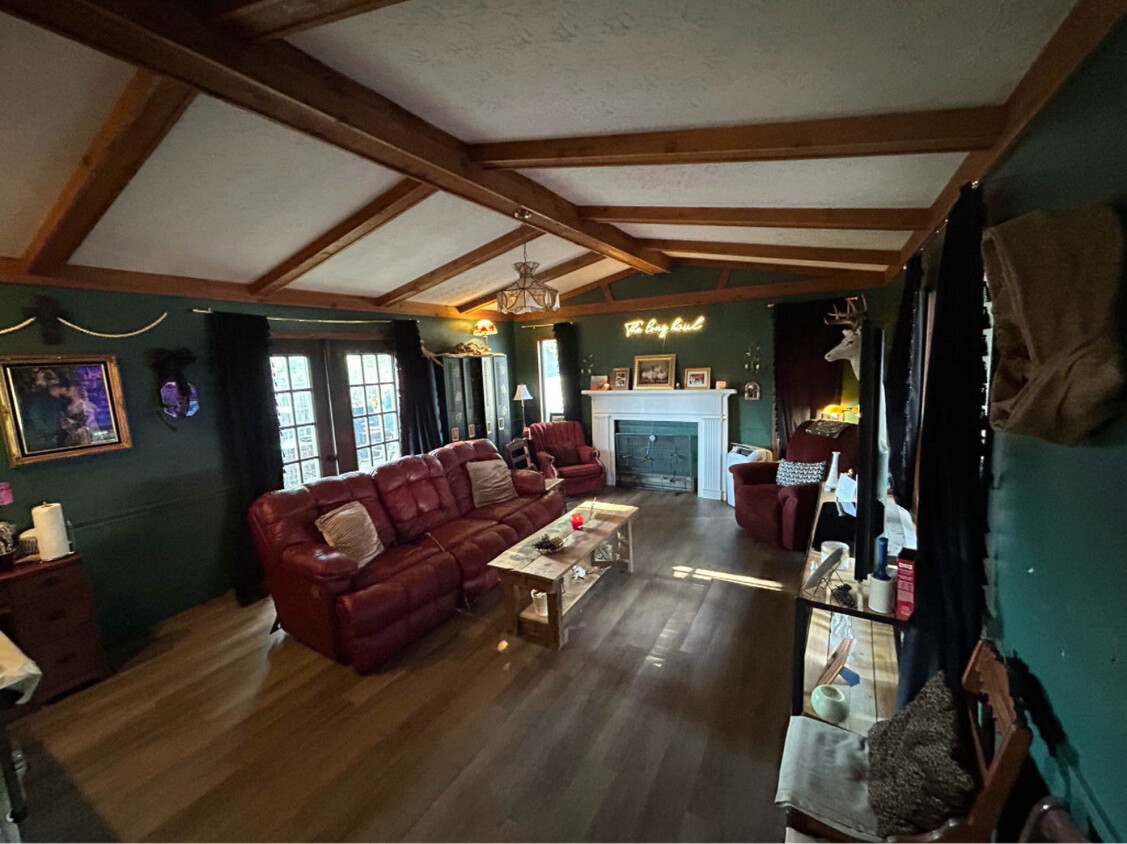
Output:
730,420,858,550
528,420,606,497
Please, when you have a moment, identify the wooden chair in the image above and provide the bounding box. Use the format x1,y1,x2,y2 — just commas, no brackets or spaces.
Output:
778,640,1032,842
1018,798,1087,843
505,437,533,471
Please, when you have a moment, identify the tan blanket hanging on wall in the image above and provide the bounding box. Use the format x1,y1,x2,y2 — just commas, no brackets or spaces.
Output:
981,204,1124,445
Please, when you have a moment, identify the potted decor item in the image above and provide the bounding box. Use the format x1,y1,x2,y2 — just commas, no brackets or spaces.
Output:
530,589,549,618
811,684,850,724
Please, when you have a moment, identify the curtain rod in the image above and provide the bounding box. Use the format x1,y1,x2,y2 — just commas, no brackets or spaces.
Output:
190,308,393,325
519,321,570,329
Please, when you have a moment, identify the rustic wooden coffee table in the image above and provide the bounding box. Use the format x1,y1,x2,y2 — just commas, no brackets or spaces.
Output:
488,500,637,649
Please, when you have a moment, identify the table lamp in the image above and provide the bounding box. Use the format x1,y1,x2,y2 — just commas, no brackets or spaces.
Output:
513,384,533,431
471,318,497,351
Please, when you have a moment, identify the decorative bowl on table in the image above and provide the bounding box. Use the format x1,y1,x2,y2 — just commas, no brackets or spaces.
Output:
532,533,570,554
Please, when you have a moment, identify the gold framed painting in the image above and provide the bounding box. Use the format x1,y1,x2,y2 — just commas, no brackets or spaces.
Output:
683,366,712,389
633,354,676,390
0,354,132,466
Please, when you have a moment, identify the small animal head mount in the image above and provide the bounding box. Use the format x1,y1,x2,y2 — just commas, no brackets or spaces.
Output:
824,296,867,378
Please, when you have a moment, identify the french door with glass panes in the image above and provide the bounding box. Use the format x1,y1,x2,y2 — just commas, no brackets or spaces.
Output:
269,338,403,489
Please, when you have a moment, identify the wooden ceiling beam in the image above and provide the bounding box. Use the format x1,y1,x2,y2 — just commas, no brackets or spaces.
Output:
672,257,832,275
376,226,542,307
2,0,670,276
889,0,1127,279
642,239,898,267
514,271,889,321
456,251,604,313
21,70,194,275
560,267,637,302
249,179,435,297
206,0,411,40
578,206,929,231
469,106,1004,169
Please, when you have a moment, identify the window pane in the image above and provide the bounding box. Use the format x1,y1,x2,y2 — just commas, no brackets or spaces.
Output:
350,386,366,418
353,416,369,447
282,463,302,489
377,354,395,383
362,354,379,383
270,356,290,391
279,428,298,463
297,425,318,459
293,390,315,425
386,441,401,461
365,385,382,415
356,447,372,473
275,392,294,428
300,459,321,483
346,354,363,386
371,443,387,465
288,356,311,390
383,412,399,442
380,384,396,412
368,414,384,443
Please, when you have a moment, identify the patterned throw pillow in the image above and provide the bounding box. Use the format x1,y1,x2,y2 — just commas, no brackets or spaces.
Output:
315,502,383,568
466,459,518,508
775,459,827,486
867,673,976,837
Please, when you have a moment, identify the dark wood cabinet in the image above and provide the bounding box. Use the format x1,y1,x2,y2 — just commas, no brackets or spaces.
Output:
440,353,510,449
0,554,108,703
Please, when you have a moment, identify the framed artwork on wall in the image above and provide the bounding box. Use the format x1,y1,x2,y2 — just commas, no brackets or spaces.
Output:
684,367,711,389
0,354,132,466
611,367,630,390
633,354,676,390
590,374,609,390
744,381,762,401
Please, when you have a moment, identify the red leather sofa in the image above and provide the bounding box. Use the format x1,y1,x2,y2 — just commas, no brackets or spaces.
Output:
528,420,606,496
249,439,565,672
730,420,858,551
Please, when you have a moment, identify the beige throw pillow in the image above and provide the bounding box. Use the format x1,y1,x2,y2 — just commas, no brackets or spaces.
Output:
314,502,383,568
466,460,518,509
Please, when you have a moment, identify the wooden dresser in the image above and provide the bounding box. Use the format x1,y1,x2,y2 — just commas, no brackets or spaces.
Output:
0,554,107,703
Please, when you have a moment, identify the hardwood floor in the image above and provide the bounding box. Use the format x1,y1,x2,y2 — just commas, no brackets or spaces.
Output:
14,489,801,842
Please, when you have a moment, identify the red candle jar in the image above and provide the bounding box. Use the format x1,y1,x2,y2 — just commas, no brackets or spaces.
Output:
570,512,585,530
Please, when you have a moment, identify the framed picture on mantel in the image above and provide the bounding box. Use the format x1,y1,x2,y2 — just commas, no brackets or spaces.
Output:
633,354,676,390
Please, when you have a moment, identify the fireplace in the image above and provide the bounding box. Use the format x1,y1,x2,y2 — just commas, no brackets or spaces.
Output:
583,388,736,500
614,421,697,493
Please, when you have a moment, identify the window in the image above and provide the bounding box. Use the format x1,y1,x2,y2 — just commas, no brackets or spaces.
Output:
537,338,564,421
270,340,401,489
344,352,401,473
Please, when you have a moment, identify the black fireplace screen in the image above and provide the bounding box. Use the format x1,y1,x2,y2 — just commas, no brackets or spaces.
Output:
614,433,695,493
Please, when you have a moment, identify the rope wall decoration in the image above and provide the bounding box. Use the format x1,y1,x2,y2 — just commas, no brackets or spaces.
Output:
0,296,169,344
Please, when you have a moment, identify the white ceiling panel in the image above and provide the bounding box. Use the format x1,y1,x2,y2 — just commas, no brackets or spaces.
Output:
552,258,632,295
666,252,887,272
523,154,967,209
414,236,589,305
0,12,135,256
290,192,518,296
290,0,1073,141
617,224,910,251
71,96,404,281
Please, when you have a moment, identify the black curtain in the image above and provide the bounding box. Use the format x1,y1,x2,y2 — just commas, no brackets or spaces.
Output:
884,255,927,509
772,299,846,453
208,312,283,605
393,319,443,454
553,321,582,422
897,184,989,706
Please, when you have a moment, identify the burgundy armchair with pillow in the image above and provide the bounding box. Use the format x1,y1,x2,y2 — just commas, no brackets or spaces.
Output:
730,420,858,550
528,420,606,497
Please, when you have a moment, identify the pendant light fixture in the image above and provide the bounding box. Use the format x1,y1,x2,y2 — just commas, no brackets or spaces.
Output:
495,242,561,315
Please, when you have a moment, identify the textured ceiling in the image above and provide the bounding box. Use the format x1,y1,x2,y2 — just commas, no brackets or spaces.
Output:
616,224,910,251
291,193,519,297
664,251,887,272
523,154,968,208
551,257,631,295
0,12,134,256
291,0,1075,142
413,236,590,305
71,96,403,281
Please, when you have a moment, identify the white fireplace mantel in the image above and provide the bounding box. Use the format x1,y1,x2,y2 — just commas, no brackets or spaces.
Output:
582,389,736,500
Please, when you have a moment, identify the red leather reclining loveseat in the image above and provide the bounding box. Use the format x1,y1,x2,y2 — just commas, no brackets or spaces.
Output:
249,439,565,672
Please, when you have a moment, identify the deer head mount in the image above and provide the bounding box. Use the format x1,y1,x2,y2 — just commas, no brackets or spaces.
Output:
824,296,868,378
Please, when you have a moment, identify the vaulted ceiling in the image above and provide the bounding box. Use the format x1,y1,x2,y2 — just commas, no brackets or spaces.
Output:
0,0,1118,320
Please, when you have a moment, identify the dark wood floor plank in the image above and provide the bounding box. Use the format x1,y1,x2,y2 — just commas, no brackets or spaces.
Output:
14,489,800,842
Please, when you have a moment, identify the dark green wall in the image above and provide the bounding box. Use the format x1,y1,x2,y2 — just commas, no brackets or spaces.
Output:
981,19,1127,841
0,283,512,646
513,265,901,447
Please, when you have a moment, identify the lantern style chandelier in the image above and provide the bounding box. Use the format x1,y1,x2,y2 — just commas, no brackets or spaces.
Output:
495,242,560,315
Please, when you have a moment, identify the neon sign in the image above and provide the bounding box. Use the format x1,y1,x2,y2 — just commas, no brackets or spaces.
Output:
623,315,705,340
